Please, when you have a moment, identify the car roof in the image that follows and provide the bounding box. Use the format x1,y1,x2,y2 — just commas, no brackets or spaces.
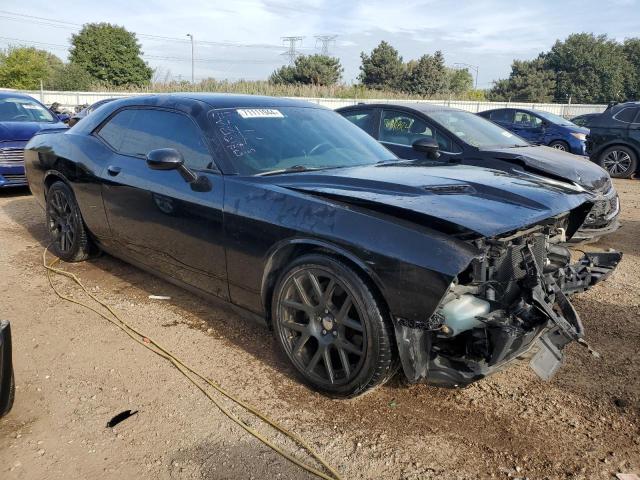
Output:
338,102,461,114
113,93,325,109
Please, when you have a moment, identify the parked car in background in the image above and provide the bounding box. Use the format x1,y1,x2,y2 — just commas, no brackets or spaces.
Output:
24,94,621,396
49,102,71,124
477,107,588,155
586,101,640,179
0,93,67,188
571,113,601,128
337,103,620,242
0,320,14,418
68,98,118,127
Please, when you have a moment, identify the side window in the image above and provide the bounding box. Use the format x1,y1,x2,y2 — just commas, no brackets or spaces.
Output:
380,110,458,152
613,107,639,124
514,111,542,128
97,108,214,170
341,109,377,137
489,109,514,124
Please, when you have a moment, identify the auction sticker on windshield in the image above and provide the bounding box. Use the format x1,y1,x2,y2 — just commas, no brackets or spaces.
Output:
237,109,284,119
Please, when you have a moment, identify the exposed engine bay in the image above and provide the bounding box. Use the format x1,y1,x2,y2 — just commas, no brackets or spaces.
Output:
395,214,622,387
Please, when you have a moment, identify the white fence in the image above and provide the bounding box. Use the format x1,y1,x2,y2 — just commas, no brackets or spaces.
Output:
2,87,608,118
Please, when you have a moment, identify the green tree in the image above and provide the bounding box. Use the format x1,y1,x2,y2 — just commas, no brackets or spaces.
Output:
69,23,152,87
447,67,473,95
545,33,630,103
487,57,556,102
270,54,343,85
47,63,94,91
0,46,62,89
359,41,404,90
623,38,640,100
402,51,447,96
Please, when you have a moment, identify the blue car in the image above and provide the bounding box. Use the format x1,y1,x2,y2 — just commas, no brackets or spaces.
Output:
478,108,589,155
0,93,67,188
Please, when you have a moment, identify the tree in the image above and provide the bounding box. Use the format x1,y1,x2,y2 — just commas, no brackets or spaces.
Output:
47,63,94,91
623,38,640,100
447,67,473,95
487,57,556,102
402,51,447,96
69,23,152,87
359,41,404,90
545,33,630,103
0,46,62,89
270,54,343,86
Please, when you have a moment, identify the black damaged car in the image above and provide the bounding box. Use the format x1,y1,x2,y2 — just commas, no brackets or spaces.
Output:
337,103,620,242
25,94,621,397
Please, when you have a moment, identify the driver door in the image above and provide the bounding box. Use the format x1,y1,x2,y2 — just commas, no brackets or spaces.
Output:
96,106,229,299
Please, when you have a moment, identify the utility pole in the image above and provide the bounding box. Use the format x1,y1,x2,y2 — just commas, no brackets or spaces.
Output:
186,33,195,84
281,36,304,65
453,62,479,89
315,35,337,56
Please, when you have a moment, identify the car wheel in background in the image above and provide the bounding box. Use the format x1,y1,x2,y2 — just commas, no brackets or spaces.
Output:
272,254,396,397
45,181,92,262
549,140,570,151
598,146,637,178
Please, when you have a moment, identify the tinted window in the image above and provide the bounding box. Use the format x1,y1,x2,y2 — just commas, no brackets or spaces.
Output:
209,107,395,175
0,97,56,123
614,107,639,123
341,109,377,136
514,111,542,128
429,110,530,149
98,109,213,170
488,109,514,123
380,110,457,152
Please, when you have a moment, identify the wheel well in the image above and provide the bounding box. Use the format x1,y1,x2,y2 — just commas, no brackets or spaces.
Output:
43,173,67,195
261,243,392,330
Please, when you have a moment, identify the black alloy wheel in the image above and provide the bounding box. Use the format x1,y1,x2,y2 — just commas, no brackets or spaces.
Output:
45,181,91,262
599,146,637,178
273,254,396,397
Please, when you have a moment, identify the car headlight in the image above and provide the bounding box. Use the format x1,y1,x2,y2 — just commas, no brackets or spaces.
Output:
571,132,587,141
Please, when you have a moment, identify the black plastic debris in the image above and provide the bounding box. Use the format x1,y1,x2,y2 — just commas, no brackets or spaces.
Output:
106,409,138,428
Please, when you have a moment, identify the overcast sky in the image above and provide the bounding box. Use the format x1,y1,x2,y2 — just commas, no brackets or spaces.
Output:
1,0,639,87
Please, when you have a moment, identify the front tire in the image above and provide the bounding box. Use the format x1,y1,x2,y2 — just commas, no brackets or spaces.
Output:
272,254,396,397
45,181,91,262
549,140,570,152
598,146,637,178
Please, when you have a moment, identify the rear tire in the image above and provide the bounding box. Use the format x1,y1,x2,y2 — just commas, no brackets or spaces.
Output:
598,146,637,178
45,181,91,262
549,140,570,152
272,254,396,397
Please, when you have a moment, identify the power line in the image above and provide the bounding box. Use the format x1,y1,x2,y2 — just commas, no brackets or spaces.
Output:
0,10,283,49
281,36,304,65
315,35,337,56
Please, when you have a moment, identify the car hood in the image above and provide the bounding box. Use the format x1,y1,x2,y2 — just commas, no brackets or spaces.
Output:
484,145,609,191
272,163,592,238
0,121,66,142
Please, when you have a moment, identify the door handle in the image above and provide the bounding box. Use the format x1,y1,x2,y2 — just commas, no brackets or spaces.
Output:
107,166,121,176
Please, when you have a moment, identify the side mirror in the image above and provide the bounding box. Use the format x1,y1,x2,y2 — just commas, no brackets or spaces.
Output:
146,148,199,184
412,138,441,159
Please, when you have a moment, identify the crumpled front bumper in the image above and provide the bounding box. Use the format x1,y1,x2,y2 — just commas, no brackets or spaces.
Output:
572,187,621,242
394,250,622,387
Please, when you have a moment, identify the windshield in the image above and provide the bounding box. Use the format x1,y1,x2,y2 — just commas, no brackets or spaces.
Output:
534,110,576,126
0,97,56,123
429,110,530,149
209,107,396,175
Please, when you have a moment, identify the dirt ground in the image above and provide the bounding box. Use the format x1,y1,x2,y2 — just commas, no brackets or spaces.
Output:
0,180,638,480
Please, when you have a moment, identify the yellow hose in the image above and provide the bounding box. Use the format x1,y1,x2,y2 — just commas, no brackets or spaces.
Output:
43,247,343,480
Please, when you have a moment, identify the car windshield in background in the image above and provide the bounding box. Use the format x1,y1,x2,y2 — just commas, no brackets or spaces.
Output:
209,107,396,175
429,110,530,149
535,110,576,127
0,97,56,123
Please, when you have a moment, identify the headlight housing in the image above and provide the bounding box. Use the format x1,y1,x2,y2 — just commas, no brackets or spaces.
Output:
571,132,587,141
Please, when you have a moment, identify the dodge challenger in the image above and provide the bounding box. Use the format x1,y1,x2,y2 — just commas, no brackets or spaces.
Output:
24,94,621,397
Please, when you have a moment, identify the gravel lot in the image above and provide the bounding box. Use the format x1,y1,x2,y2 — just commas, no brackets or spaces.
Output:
0,180,638,480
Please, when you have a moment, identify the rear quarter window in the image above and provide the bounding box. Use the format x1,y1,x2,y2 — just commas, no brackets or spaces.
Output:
613,107,639,124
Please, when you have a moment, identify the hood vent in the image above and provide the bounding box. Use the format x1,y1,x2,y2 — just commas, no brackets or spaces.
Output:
423,184,476,195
